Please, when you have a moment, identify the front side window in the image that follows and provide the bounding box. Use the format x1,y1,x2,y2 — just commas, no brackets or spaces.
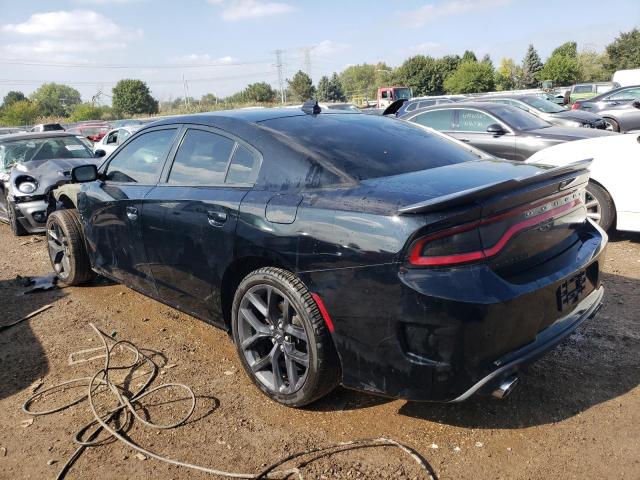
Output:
105,131,119,145
105,129,176,183
573,85,593,94
168,129,235,185
411,109,454,130
608,87,640,101
455,109,496,132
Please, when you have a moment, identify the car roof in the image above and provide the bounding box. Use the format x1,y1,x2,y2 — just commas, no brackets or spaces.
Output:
147,107,359,126
405,101,507,115
0,131,77,142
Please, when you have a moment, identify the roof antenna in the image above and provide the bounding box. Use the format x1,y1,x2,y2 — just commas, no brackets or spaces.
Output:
302,99,321,115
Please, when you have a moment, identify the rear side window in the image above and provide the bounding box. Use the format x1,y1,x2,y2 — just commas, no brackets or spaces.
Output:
412,109,454,130
456,109,495,132
168,129,235,185
405,102,417,112
262,114,485,182
608,87,640,100
225,144,260,184
105,129,177,184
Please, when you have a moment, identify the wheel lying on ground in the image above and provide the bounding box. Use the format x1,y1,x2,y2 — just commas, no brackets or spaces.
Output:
46,209,95,286
7,201,28,236
231,267,340,407
585,181,615,231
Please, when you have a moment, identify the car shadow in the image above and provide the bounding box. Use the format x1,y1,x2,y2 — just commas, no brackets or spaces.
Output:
0,276,66,400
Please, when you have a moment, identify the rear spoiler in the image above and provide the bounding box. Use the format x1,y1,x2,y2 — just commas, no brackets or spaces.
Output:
398,158,593,215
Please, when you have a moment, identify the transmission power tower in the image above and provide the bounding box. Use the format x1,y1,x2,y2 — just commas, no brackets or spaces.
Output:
272,49,286,103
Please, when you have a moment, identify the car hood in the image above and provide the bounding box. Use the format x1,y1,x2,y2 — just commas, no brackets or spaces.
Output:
527,126,616,140
550,109,602,122
526,133,640,166
9,157,100,196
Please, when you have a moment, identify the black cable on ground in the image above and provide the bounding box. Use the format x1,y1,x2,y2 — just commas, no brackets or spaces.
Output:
22,323,437,479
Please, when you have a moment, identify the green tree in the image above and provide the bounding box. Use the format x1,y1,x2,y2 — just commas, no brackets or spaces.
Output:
495,57,522,90
578,49,609,82
462,50,478,63
200,93,219,105
29,83,81,116
604,28,640,73
539,54,580,85
1,100,40,126
339,63,382,99
243,82,276,103
551,41,578,59
112,79,158,117
521,44,543,87
481,54,493,66
317,73,347,102
393,55,460,96
444,61,495,93
69,103,111,122
287,70,315,102
2,91,26,108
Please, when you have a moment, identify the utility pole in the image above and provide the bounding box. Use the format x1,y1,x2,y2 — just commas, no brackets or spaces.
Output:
272,49,285,103
182,73,189,109
301,46,315,78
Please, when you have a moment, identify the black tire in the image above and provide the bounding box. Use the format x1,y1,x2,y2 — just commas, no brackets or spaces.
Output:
45,209,95,286
586,181,615,231
603,117,620,132
7,201,28,236
231,267,340,407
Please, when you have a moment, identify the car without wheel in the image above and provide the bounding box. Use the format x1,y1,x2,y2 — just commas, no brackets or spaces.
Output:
0,132,100,235
400,102,616,162
48,106,607,406
471,94,607,129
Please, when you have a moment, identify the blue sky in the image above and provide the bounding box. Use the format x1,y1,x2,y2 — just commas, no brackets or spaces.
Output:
0,0,638,103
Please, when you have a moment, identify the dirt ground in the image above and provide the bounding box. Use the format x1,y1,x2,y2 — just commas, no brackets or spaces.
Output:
0,222,638,480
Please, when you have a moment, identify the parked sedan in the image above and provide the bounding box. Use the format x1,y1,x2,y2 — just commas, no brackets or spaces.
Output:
93,125,142,158
572,85,640,132
527,133,640,232
473,94,606,129
400,102,615,161
48,107,605,406
0,132,98,235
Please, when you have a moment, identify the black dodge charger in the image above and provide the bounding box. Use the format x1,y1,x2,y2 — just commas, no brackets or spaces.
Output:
48,106,607,406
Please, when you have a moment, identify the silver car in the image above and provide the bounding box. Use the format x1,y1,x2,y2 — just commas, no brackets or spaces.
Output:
573,85,640,132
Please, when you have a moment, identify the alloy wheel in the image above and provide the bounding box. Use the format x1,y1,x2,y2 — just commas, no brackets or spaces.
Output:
585,190,601,224
47,220,70,279
237,285,310,395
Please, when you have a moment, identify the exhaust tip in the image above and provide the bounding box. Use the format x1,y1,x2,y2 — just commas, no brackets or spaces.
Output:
492,375,519,400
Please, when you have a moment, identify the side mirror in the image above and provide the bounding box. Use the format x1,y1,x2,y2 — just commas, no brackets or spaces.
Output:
632,100,640,109
486,123,507,135
94,149,106,158
72,164,98,183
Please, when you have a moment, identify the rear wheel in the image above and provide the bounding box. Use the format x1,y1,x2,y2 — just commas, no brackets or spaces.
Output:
7,201,28,236
46,210,94,285
585,181,615,231
603,117,620,132
231,267,340,407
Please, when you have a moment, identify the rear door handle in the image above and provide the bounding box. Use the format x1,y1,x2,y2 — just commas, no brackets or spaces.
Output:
459,138,470,142
126,206,138,221
207,209,227,227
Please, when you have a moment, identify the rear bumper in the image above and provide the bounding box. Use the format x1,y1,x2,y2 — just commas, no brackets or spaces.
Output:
450,286,603,402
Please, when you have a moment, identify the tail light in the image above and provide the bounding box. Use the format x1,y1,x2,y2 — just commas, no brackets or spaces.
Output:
571,102,580,110
408,191,583,267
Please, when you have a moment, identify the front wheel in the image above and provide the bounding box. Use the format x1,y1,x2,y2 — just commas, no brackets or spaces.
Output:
603,117,620,132
46,210,95,285
231,267,340,407
585,181,615,231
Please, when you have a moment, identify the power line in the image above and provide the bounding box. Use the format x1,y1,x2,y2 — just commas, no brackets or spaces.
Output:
0,58,273,69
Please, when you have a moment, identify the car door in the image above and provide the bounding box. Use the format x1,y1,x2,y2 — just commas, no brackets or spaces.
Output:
78,126,179,294
141,126,261,322
451,108,517,160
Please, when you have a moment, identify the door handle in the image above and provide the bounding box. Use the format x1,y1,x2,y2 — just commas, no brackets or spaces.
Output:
207,209,227,227
459,138,470,142
126,206,138,221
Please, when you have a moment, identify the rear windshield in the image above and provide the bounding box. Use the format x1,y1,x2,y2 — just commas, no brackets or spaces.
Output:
261,113,486,181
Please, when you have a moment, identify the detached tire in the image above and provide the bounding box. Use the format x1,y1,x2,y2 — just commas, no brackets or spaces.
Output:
45,210,94,286
231,267,340,407
586,181,615,231
7,201,28,236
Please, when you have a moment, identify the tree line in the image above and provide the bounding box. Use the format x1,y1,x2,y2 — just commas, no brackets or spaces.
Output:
1,28,638,126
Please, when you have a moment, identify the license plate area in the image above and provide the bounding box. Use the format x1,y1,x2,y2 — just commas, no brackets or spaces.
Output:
556,270,587,312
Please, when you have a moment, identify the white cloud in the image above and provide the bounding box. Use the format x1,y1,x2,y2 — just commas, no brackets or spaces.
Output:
313,40,349,56
0,10,141,60
74,0,141,4
207,0,295,21
410,41,443,55
398,0,512,28
170,53,236,65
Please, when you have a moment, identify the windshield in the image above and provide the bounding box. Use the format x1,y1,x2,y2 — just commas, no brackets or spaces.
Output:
491,105,552,131
522,97,565,113
395,88,412,100
0,136,93,169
